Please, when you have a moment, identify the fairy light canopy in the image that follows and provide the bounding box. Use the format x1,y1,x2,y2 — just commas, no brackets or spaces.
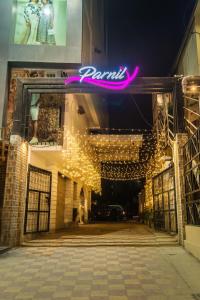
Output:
88,134,143,162
87,128,157,182
31,128,158,190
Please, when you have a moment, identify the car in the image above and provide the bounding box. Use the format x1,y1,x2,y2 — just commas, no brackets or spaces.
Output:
104,205,127,221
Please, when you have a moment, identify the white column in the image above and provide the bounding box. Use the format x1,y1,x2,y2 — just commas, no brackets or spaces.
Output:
84,187,91,223
64,179,74,226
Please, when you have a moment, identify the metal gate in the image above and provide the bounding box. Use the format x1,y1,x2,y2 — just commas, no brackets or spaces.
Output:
24,165,52,234
153,166,177,233
183,127,200,225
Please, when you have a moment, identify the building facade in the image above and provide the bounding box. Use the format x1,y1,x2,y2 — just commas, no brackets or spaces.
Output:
174,0,200,260
0,0,108,246
148,1,200,260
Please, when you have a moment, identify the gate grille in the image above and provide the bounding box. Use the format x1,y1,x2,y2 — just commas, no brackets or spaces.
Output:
184,127,200,225
24,165,52,234
153,166,177,233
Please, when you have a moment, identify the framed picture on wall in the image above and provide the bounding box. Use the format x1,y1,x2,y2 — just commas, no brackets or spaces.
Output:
13,0,67,46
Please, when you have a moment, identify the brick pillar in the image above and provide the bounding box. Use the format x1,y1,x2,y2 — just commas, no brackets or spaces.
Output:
1,136,28,246
0,144,7,237
64,179,74,226
173,133,188,245
49,166,58,232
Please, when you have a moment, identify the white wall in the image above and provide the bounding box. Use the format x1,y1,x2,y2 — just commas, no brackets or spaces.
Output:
184,226,200,260
177,33,199,76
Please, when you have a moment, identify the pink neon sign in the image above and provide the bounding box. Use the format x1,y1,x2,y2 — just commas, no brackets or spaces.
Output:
64,66,139,90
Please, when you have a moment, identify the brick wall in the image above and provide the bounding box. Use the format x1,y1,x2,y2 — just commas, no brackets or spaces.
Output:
1,137,28,246
49,166,58,232
0,142,8,237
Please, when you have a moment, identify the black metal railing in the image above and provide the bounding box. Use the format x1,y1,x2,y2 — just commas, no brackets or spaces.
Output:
183,94,200,137
184,126,200,225
24,165,52,234
153,166,177,233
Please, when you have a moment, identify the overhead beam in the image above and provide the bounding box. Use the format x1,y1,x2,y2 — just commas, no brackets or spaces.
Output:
19,76,176,94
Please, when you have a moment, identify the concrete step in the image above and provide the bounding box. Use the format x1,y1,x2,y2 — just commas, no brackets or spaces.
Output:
22,235,178,247
22,224,178,248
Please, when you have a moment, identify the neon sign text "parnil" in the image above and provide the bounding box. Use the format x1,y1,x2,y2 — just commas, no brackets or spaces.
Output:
64,66,139,90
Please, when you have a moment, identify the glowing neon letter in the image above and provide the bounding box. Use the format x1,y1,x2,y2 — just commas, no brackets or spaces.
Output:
79,66,96,82
64,66,139,91
100,72,110,79
92,72,102,80
118,67,127,79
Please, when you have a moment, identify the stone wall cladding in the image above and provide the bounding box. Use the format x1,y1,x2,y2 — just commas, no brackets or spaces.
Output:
173,133,188,245
49,167,58,232
0,142,8,237
1,137,28,246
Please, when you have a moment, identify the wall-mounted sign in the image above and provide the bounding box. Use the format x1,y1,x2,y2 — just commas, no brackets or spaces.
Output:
64,66,139,90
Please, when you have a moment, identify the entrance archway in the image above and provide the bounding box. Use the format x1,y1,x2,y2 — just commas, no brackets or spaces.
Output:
1,75,186,246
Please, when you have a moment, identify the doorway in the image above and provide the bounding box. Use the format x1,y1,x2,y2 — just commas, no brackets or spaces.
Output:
24,165,52,234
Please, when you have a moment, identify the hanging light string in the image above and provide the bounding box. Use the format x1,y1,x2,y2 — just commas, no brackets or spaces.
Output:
59,127,166,192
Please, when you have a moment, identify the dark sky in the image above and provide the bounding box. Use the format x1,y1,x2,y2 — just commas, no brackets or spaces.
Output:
101,0,196,205
107,0,196,76
105,0,196,129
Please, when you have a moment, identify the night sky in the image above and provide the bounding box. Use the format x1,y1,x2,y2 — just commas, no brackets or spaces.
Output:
100,0,196,210
105,0,196,129
107,0,196,76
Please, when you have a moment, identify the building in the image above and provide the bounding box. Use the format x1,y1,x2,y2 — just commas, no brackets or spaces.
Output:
0,0,108,246
148,0,200,260
173,0,200,260
0,1,199,262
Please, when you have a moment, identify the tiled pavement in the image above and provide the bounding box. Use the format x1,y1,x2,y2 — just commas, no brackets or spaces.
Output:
0,245,200,300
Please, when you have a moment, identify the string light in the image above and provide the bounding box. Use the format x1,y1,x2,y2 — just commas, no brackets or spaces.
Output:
59,128,166,193
61,129,101,193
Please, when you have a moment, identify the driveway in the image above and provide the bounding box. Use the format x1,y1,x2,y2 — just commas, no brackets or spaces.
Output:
0,244,200,300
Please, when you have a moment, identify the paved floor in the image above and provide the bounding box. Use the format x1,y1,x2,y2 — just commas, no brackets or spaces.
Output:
0,244,200,300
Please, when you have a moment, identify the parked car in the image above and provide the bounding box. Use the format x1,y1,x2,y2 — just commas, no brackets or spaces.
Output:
104,205,127,221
